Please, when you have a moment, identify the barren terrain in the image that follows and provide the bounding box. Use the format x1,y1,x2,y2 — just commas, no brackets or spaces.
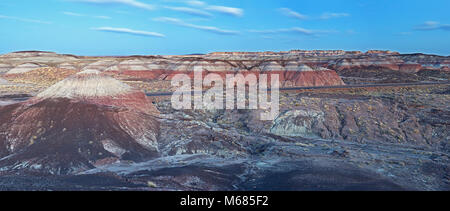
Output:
0,50,448,190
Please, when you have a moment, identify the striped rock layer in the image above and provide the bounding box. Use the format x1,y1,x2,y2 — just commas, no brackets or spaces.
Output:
0,70,160,174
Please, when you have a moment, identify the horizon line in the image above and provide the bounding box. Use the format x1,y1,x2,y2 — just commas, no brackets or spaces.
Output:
0,49,448,57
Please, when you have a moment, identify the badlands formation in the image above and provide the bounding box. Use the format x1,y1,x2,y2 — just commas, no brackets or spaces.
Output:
0,70,159,174
0,50,448,94
0,50,448,190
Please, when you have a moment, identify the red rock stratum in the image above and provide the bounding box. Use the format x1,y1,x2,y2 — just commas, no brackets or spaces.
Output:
0,70,160,174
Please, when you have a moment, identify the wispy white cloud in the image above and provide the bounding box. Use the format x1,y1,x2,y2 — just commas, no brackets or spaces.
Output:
114,10,130,14
62,11,112,19
414,21,450,31
92,15,112,19
249,27,336,36
93,27,165,37
73,0,154,11
278,9,350,20
205,5,243,17
320,12,350,20
74,0,243,18
181,1,243,17
249,27,313,36
164,6,213,18
154,17,239,35
62,11,85,17
0,14,52,24
94,15,112,19
186,0,205,7
288,27,318,35
278,8,308,20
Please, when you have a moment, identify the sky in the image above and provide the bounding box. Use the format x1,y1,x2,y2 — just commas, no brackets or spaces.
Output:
0,0,449,56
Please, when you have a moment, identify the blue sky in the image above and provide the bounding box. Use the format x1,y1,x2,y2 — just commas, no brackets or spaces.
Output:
0,0,449,55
